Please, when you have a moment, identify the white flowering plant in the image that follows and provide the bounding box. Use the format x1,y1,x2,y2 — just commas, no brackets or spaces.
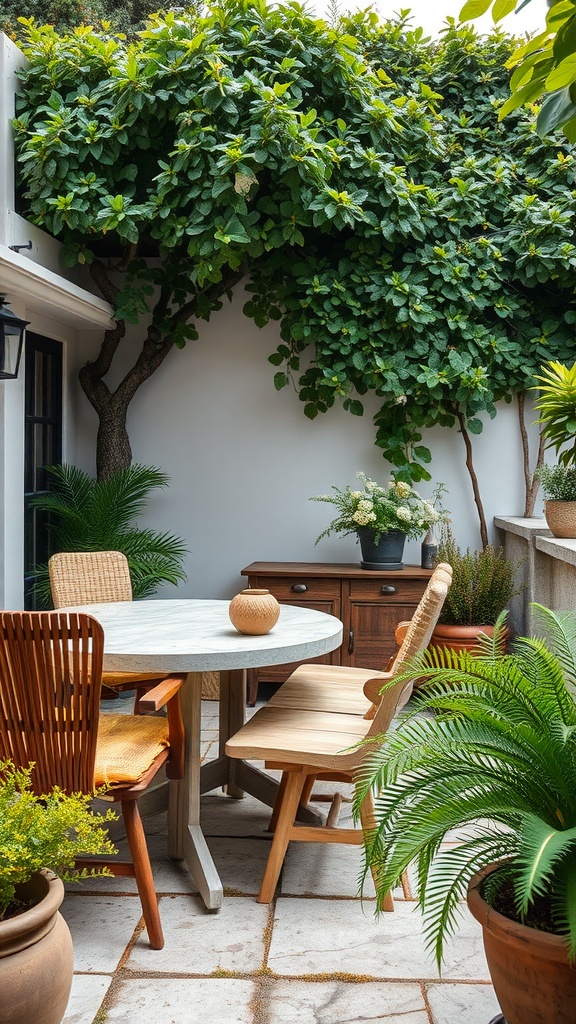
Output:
312,473,448,544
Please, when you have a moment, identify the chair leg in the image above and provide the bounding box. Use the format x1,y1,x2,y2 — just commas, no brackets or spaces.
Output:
267,772,288,833
121,800,164,949
299,774,316,807
258,772,307,904
358,788,394,912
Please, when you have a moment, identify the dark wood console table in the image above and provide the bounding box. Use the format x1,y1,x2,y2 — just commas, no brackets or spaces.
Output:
241,561,433,705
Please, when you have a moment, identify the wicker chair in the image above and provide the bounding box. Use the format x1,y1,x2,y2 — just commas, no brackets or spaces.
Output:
49,551,168,696
0,610,185,949
225,565,451,905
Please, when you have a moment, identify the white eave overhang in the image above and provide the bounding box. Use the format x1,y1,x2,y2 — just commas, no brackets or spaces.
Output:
0,243,114,329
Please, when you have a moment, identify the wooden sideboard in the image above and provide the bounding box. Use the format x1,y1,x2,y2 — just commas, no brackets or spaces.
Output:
241,561,433,704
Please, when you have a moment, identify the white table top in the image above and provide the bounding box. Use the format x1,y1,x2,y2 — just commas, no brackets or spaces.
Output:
65,599,343,673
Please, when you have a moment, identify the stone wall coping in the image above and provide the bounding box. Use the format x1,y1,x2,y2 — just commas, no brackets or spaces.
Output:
494,516,551,539
535,534,576,567
495,516,576,568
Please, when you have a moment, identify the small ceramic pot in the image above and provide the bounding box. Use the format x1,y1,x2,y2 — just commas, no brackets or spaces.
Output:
229,589,280,635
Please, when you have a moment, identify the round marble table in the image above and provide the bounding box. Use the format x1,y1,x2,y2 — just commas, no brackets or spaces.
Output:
65,599,343,909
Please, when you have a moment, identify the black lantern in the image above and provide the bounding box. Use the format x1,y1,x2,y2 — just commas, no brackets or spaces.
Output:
0,296,29,380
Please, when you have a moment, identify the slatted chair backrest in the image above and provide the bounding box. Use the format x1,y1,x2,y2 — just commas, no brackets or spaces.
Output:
365,567,451,740
49,551,133,608
0,611,104,795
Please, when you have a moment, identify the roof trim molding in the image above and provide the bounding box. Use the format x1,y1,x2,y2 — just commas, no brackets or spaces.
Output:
0,244,114,329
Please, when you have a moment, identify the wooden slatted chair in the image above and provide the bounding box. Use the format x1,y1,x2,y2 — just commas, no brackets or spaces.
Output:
225,567,451,906
49,551,169,697
0,610,185,949
266,562,453,717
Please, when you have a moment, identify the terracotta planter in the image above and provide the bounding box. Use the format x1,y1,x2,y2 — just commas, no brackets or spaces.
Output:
468,865,576,1024
430,622,498,656
0,870,73,1024
229,588,280,635
544,500,576,538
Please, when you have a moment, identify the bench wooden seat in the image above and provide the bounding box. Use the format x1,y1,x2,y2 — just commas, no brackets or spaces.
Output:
225,563,451,905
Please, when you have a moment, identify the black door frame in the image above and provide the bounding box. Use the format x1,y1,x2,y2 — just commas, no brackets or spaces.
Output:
24,333,63,608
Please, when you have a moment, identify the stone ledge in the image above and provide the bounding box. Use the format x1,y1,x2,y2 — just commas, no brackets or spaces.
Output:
536,534,576,567
494,515,551,540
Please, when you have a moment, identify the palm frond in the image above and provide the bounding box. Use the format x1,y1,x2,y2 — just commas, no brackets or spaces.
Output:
531,603,576,696
30,463,187,600
355,615,576,966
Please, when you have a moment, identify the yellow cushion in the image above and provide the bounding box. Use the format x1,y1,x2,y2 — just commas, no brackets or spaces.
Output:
94,713,170,788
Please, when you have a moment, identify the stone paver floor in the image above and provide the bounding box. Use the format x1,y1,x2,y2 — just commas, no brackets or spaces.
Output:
61,699,501,1024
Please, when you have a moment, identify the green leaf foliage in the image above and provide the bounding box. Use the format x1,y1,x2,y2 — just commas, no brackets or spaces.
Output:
13,4,576,487
462,0,576,139
0,0,164,38
30,464,188,604
354,607,576,966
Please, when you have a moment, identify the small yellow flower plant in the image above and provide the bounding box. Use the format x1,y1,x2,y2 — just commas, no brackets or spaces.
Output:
0,760,117,919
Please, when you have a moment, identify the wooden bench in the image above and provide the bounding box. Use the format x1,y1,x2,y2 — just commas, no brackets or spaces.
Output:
225,563,452,905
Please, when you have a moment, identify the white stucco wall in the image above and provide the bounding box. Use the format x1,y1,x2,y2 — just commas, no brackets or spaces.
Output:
0,29,537,606
74,289,538,601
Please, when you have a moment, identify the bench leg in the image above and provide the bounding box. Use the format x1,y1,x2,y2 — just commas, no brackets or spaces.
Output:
258,772,307,904
358,787,394,912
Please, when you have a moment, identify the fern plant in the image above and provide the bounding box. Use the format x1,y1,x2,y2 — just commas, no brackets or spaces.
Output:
354,605,576,968
31,464,187,606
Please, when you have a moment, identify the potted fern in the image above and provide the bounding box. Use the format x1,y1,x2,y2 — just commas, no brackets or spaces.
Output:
0,760,116,1024
355,605,576,1024
30,463,187,606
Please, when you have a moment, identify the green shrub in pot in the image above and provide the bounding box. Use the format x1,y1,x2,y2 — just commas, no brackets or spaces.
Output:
436,531,521,627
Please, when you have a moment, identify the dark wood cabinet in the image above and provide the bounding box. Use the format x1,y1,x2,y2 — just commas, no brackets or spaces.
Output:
241,561,432,703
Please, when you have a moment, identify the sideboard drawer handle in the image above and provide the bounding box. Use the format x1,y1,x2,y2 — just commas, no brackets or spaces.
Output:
380,585,398,595
291,583,308,593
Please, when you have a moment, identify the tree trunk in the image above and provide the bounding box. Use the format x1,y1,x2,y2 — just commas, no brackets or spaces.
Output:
455,409,489,550
95,398,132,479
518,392,545,517
80,260,247,480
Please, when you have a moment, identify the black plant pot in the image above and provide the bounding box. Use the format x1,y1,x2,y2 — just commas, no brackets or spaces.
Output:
356,528,406,570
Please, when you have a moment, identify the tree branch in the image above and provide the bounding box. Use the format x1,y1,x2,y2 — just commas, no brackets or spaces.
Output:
519,392,545,517
114,266,248,408
456,408,489,550
89,259,120,307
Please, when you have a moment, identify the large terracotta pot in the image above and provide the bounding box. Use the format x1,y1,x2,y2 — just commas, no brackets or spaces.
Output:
0,870,74,1024
430,622,498,656
467,865,576,1024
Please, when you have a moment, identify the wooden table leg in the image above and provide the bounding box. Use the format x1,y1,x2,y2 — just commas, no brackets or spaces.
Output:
222,669,245,799
168,671,223,910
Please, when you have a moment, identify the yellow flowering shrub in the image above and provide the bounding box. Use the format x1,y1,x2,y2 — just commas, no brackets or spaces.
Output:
0,760,117,918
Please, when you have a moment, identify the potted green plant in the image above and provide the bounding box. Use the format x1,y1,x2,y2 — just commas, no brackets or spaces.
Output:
430,529,521,654
532,360,576,538
355,605,576,1024
311,472,447,570
0,760,116,1024
30,463,188,606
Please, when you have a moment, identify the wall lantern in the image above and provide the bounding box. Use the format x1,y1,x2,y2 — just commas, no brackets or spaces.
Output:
0,296,29,380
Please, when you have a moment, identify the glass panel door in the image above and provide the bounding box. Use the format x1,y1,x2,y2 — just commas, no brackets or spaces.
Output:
24,334,63,608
